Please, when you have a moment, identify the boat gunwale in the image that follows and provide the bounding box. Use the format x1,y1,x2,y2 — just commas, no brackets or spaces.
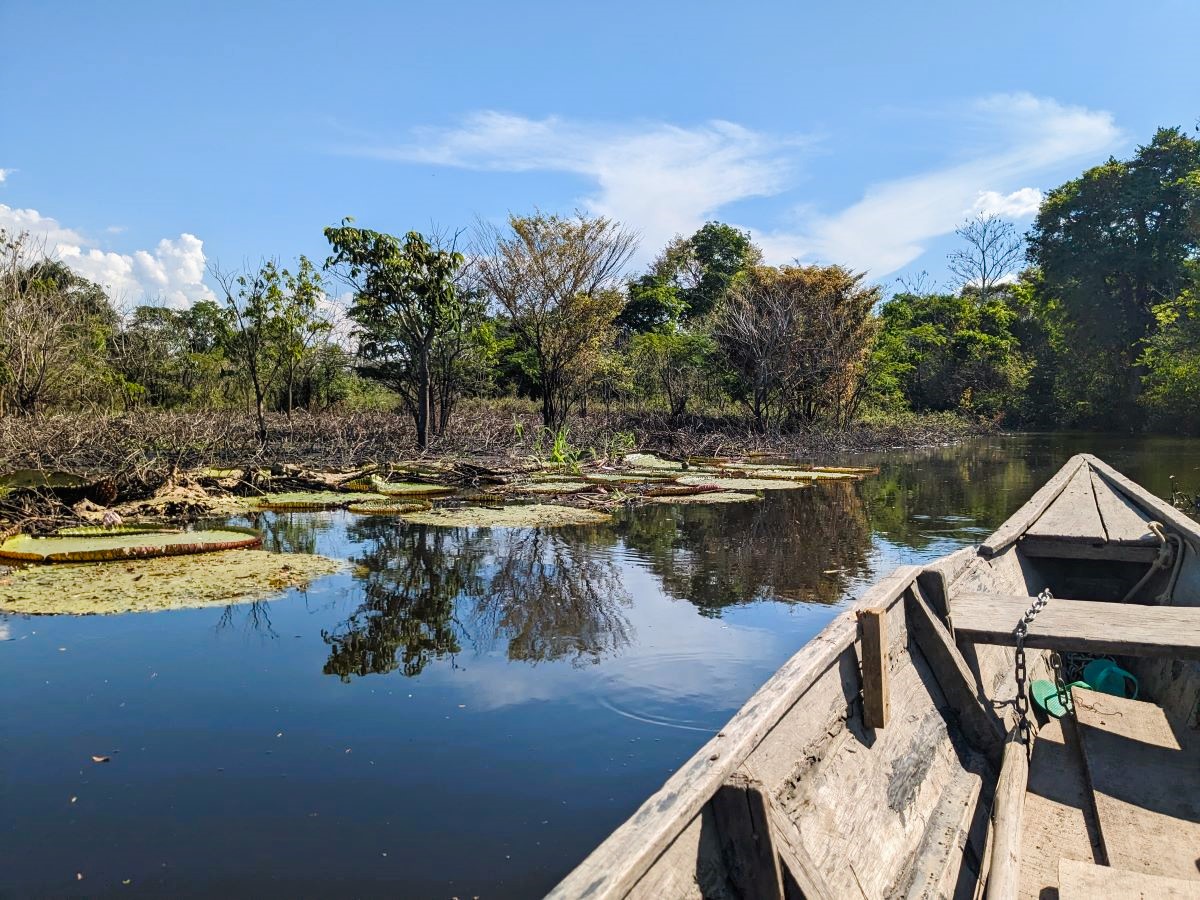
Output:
546,564,922,900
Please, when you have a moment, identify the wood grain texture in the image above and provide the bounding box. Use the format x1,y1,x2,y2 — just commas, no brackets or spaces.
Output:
950,593,1200,660
711,773,785,900
984,730,1029,900
1017,717,1102,900
981,455,1086,557
546,565,921,900
858,607,890,729
1025,463,1105,545
1073,686,1200,883
1085,454,1200,547
1058,858,1200,899
1089,469,1157,546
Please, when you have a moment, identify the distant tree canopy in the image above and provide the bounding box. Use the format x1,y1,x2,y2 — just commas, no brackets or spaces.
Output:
4,123,1199,438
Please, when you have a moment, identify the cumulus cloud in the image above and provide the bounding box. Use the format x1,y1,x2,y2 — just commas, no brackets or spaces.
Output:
0,204,214,308
344,112,806,259
971,187,1044,219
757,94,1120,276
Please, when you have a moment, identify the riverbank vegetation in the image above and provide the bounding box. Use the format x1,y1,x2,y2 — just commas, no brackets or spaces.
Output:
1,124,1196,467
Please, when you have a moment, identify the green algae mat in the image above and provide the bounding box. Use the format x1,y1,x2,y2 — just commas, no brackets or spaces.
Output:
0,526,262,563
0,549,344,615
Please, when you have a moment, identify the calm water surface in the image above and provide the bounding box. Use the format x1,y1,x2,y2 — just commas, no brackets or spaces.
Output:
4,434,1200,897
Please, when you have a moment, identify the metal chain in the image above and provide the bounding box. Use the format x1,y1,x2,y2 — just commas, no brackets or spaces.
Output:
1013,588,1052,746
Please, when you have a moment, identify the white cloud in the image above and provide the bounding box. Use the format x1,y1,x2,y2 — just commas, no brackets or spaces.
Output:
0,168,11,184
345,112,805,259
970,187,1043,219
757,94,1120,276
0,204,214,308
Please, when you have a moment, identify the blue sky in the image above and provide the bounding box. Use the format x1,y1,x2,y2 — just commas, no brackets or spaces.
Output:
1,0,1196,307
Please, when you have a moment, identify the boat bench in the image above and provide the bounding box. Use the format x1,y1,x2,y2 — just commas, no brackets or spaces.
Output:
950,593,1200,660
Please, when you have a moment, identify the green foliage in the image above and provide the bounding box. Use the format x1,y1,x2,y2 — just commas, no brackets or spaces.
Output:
870,291,1031,419
1139,280,1200,434
1028,126,1200,427
325,219,475,447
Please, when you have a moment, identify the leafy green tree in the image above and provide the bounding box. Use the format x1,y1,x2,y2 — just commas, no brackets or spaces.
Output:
1139,277,1200,434
324,221,471,448
476,212,637,429
1028,126,1200,426
629,326,717,417
869,291,1031,419
215,256,328,442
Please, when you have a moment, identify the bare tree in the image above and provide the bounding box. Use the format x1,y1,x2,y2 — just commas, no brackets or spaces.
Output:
475,211,637,429
947,214,1024,302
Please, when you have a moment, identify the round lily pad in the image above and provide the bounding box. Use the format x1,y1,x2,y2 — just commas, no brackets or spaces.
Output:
0,549,344,615
676,474,813,491
347,499,432,515
644,491,761,505
399,503,611,528
0,525,262,563
253,491,386,510
520,480,594,494
343,475,454,497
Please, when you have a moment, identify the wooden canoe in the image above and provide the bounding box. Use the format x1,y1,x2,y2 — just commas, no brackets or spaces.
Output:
548,454,1200,899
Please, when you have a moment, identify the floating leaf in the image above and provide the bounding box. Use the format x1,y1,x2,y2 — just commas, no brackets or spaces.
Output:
253,491,386,511
644,491,761,505
0,526,262,563
676,474,813,491
398,503,611,528
346,499,431,516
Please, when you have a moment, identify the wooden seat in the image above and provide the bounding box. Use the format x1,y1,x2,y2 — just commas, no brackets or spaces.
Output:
1058,858,1200,899
950,593,1200,660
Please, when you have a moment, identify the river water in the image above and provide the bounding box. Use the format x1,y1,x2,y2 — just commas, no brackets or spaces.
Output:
3,434,1198,897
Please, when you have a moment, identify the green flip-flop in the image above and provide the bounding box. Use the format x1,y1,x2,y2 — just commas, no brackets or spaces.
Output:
1031,679,1091,717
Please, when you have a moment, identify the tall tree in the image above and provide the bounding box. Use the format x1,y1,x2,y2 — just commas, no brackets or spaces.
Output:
475,212,637,429
947,214,1024,302
215,256,328,443
1028,126,1200,426
324,221,470,449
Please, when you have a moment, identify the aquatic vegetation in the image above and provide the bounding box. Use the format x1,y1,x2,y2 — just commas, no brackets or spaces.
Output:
0,549,344,615
252,491,387,510
0,525,262,563
398,503,611,528
346,499,432,515
342,475,455,497
676,474,813,491
643,491,761,505
520,480,595,494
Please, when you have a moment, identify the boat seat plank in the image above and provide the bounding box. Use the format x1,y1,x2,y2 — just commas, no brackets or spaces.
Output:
1025,464,1105,545
1058,859,1200,899
1072,686,1200,883
950,593,1200,660
1090,469,1158,546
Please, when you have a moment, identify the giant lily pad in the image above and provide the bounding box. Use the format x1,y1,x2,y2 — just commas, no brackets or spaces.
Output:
519,480,594,494
253,491,386,510
347,499,431,515
676,474,813,491
644,491,761,505
343,476,455,497
0,525,262,563
399,503,611,528
0,549,344,615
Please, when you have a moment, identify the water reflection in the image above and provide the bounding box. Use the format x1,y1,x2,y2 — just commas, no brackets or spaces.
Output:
323,519,633,679
616,480,875,614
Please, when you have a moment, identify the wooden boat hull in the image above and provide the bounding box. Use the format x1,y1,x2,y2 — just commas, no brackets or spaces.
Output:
548,454,1200,899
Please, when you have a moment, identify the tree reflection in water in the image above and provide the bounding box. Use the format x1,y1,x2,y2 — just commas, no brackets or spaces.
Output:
323,518,631,680
615,479,874,615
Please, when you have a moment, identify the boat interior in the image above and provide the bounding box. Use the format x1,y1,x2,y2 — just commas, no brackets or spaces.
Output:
547,454,1200,900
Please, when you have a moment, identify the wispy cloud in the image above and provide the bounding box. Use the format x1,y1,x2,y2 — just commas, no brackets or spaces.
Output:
971,187,1044,219
343,112,808,257
756,94,1120,275
0,168,11,184
0,204,215,308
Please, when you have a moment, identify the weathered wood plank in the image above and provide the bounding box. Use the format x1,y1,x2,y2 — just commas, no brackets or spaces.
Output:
981,455,1087,557
1089,468,1157,546
1073,686,1200,882
765,803,839,900
1058,858,1200,899
1085,454,1200,547
984,730,1029,900
1018,717,1103,900
906,586,1005,760
858,607,890,729
1018,538,1159,562
951,593,1200,660
1025,463,1105,545
547,564,921,900
902,763,984,900
710,772,785,900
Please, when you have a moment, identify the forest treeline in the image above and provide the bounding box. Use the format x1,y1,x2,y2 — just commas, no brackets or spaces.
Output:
1,125,1197,444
